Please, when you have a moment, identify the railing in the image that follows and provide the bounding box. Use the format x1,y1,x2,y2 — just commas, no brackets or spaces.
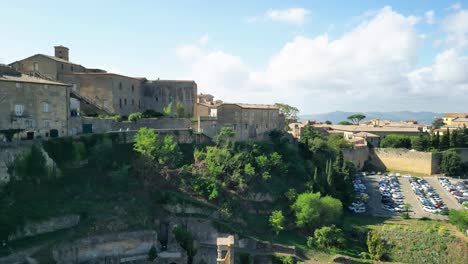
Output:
70,91,113,115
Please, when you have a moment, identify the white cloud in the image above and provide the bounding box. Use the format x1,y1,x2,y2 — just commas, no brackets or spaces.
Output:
442,8,468,48
248,7,310,25
447,2,461,11
199,34,209,45
425,10,435,24
408,49,468,95
178,6,468,112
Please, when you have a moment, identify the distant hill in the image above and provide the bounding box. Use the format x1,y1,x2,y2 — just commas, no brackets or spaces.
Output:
299,111,443,125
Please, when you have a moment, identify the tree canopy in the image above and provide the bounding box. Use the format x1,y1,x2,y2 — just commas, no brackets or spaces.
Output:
347,114,366,125
274,103,299,119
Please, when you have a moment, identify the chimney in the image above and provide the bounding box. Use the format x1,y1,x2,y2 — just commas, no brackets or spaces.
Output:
54,45,69,61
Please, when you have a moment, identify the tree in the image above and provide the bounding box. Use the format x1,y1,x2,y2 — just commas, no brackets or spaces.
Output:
291,192,342,229
440,149,463,176
133,127,181,167
148,245,158,261
312,225,346,249
274,103,299,119
432,118,444,128
213,127,235,146
163,102,173,116
173,226,197,264
134,127,158,159
269,210,285,235
367,230,385,261
347,114,366,125
440,129,450,151
448,209,468,232
380,135,412,149
128,112,142,122
0,129,23,142
337,120,352,125
325,120,332,125
176,101,185,117
432,131,440,150
450,129,464,148
411,134,431,151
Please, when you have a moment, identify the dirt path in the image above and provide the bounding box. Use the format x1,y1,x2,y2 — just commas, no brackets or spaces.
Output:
425,177,464,210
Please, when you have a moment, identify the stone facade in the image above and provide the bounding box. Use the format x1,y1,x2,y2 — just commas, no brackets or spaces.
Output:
10,46,197,118
198,103,282,141
369,148,441,175
0,66,71,139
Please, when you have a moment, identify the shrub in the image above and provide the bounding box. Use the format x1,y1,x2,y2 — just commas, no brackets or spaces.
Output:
380,134,412,149
112,115,122,122
128,112,142,122
367,230,386,261
291,192,342,229
148,245,157,261
448,209,468,232
173,226,197,264
142,109,164,118
440,150,463,176
312,225,346,249
269,210,285,235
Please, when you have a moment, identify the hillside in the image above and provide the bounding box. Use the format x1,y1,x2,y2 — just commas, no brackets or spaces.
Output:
300,111,443,124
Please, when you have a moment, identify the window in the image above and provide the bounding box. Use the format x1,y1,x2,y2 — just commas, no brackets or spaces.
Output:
138,100,141,109
33,62,39,71
71,66,74,71
131,85,134,92
61,64,64,70
233,124,237,130
43,102,50,113
44,120,51,128
15,82,22,88
119,98,122,108
132,99,134,105
119,82,122,90
44,84,49,89
124,98,127,105
15,104,24,116
245,124,248,129
155,96,159,102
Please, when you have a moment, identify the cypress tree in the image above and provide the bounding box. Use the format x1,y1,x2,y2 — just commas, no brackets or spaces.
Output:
440,129,450,151
432,131,440,150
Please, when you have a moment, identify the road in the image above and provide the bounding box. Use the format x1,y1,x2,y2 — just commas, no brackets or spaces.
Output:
425,177,464,210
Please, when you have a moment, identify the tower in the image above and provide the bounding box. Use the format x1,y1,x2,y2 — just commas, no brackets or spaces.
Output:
54,45,69,61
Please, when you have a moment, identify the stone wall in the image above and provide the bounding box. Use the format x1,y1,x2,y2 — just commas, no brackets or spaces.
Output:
52,230,158,264
370,148,439,175
342,146,369,170
9,214,80,241
69,117,192,135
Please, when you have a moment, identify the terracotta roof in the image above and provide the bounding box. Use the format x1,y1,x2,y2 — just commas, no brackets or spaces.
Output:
354,131,380,138
444,113,468,118
221,103,279,110
0,74,70,86
314,124,420,133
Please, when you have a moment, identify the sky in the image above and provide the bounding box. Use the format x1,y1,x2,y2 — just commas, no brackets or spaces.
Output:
1,0,468,114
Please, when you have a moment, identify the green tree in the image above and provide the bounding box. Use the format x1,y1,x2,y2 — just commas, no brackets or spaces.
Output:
347,114,366,125
337,120,352,125
148,245,158,261
128,112,142,122
432,118,444,128
411,134,431,151
269,210,285,235
380,135,412,149
440,129,450,151
173,226,197,264
312,225,346,249
367,230,385,261
450,129,464,148
213,127,235,146
432,131,440,150
325,120,332,124
134,127,158,159
163,102,173,116
133,127,181,167
440,149,463,176
291,192,342,229
176,101,185,117
274,103,299,119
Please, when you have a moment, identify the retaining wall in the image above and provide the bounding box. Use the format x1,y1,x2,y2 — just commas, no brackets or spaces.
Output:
370,148,439,175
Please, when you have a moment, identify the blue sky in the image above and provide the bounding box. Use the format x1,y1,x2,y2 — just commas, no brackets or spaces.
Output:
1,0,468,113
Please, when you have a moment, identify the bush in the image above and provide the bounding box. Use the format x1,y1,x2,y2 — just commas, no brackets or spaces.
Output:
128,112,142,122
291,192,342,229
440,150,463,176
142,109,164,118
148,245,157,261
448,209,468,232
312,225,346,249
380,135,412,149
367,230,386,261
173,226,197,264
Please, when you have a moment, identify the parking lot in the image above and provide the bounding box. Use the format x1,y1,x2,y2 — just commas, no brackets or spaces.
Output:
363,174,449,220
426,177,464,210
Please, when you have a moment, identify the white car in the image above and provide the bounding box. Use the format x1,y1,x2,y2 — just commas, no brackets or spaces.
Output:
423,206,437,213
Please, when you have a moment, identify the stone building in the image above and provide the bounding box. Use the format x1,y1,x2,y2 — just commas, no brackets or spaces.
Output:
442,113,468,126
198,103,283,141
10,46,197,117
0,65,71,139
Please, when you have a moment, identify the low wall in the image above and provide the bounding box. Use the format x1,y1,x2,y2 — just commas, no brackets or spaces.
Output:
342,146,369,170
370,148,439,175
69,117,192,135
9,214,80,241
52,230,158,263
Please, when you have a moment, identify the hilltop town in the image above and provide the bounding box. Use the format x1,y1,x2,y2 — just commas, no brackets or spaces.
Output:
1,47,468,264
